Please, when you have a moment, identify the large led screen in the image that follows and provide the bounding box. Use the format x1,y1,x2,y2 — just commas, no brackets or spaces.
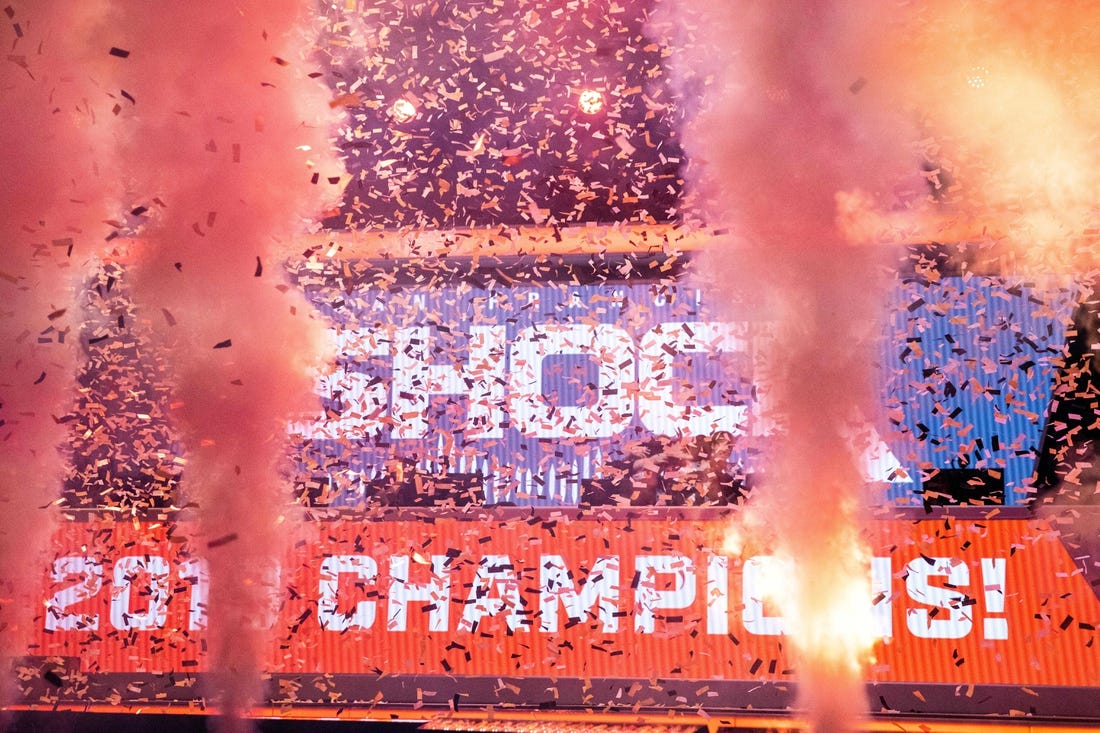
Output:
286,251,1081,510
16,246,1100,722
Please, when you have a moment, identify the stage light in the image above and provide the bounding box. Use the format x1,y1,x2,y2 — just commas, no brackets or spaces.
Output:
577,88,605,115
389,98,417,123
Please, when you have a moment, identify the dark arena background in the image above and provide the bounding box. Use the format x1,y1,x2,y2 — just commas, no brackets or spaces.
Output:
2,2,1099,733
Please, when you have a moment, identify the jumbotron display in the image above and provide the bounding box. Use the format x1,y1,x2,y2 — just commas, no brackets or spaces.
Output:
286,249,1078,510
19,239,1100,723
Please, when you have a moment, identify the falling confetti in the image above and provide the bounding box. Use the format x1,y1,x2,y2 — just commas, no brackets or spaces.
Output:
3,0,1100,729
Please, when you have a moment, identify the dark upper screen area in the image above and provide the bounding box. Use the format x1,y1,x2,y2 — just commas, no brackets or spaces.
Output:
316,0,685,230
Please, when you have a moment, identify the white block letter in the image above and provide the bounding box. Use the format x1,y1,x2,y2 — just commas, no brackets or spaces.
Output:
387,555,451,632
509,324,634,438
634,555,695,633
392,326,507,439
905,557,972,639
110,555,170,631
45,556,103,632
637,321,750,436
742,555,786,636
459,555,528,632
318,555,378,631
539,555,620,632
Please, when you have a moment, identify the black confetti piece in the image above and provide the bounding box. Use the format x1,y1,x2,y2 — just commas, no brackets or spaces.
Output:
206,533,239,548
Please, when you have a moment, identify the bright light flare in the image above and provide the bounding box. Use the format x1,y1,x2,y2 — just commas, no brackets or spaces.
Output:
794,566,879,675
721,526,744,556
755,545,879,675
577,88,605,115
388,98,417,123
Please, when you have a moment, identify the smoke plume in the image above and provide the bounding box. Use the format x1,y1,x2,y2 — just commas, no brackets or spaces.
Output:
1,1,342,728
0,0,120,709
662,1,1100,730
101,4,342,727
656,2,919,730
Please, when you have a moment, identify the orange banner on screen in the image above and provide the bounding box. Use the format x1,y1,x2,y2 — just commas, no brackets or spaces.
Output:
34,515,1099,687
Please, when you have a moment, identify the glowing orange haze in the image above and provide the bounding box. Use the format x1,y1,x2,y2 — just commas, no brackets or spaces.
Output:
879,0,1100,271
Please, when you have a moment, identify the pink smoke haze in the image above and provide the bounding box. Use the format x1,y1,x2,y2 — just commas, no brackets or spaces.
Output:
4,1,342,728
662,1,1100,731
0,0,121,707
102,3,343,728
657,2,920,731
